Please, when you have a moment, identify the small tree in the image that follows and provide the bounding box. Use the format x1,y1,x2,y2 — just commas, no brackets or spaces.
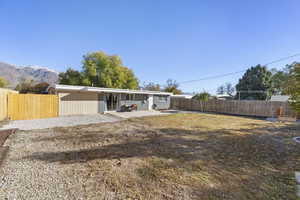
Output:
288,63,300,116
163,79,182,94
0,77,8,88
192,92,210,101
192,92,210,112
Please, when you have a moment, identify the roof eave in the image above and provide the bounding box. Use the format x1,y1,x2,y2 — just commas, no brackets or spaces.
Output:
54,84,172,95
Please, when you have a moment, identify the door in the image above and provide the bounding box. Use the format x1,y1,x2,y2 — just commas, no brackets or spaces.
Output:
106,93,119,111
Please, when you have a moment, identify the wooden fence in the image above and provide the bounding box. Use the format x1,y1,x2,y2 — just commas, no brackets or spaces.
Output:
0,89,18,121
0,90,8,121
7,94,58,120
171,98,295,118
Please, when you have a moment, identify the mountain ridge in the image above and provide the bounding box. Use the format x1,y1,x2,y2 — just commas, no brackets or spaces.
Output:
0,61,59,88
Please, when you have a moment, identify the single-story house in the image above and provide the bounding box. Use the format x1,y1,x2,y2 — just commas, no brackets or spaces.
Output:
171,94,193,99
52,84,172,116
270,95,290,102
216,94,234,100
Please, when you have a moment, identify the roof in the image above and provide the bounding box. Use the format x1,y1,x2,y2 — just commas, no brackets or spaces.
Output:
171,94,193,99
216,94,234,99
54,84,173,95
216,94,231,98
270,95,290,102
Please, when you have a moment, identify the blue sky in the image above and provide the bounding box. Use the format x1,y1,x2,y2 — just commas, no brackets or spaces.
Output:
1,0,300,93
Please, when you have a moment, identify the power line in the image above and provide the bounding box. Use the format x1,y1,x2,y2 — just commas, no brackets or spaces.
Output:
178,52,300,84
179,70,245,84
263,52,300,66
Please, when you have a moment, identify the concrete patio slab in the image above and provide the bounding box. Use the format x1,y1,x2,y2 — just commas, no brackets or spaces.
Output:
107,110,175,119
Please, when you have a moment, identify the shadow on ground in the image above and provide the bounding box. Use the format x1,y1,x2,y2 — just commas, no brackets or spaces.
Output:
24,124,300,167
22,119,300,199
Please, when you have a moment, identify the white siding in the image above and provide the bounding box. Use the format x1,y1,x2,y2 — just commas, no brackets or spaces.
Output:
59,92,99,116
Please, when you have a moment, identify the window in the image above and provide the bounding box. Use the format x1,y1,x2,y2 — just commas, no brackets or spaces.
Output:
125,94,134,101
134,94,146,101
158,95,168,102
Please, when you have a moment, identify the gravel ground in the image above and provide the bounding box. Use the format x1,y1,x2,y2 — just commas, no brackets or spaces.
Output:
0,113,299,199
0,128,89,199
0,114,120,130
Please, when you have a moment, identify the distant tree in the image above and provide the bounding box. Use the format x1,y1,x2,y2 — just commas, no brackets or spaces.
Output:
217,85,225,95
192,92,210,101
225,83,235,96
81,51,139,89
59,68,83,85
0,77,8,88
163,79,182,94
31,82,50,94
236,65,272,100
15,81,50,94
217,82,235,96
287,63,300,115
15,79,36,93
270,66,291,95
142,82,161,91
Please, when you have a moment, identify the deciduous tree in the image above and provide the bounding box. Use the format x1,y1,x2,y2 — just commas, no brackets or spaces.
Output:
0,77,8,88
270,66,291,95
163,79,182,94
287,63,300,115
59,68,83,85
31,82,50,94
217,83,235,96
15,79,35,93
81,51,139,89
142,82,161,91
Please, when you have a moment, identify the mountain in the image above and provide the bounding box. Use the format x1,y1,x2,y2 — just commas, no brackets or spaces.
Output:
0,62,59,88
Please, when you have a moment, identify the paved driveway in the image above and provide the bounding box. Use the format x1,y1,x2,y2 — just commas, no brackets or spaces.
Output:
0,114,120,130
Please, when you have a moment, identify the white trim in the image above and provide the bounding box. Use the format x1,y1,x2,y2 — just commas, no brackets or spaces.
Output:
54,84,172,96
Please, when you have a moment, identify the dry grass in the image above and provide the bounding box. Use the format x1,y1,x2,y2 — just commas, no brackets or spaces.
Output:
26,113,300,199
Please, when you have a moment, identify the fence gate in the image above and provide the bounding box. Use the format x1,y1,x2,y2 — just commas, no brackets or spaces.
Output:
7,94,58,120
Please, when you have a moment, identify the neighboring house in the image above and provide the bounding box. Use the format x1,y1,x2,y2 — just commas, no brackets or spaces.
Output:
52,84,172,116
216,94,234,100
0,88,19,94
171,94,193,99
270,95,290,102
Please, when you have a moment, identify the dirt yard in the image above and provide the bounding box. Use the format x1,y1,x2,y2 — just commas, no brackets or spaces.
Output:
1,113,300,200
